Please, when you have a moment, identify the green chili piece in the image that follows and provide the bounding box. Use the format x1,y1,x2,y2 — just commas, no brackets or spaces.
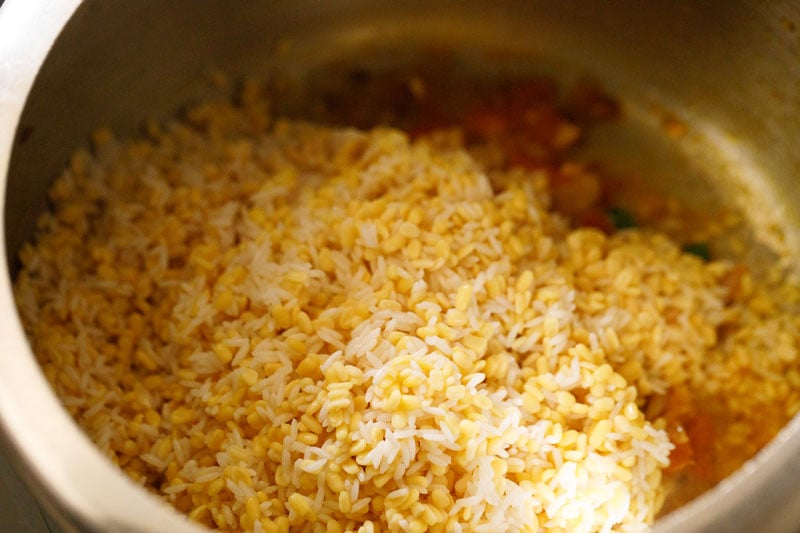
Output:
606,207,637,230
683,242,710,261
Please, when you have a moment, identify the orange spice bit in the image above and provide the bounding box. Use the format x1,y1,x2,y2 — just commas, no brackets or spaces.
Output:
662,113,688,139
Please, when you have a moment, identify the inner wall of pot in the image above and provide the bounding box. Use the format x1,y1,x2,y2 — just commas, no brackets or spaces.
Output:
4,1,800,528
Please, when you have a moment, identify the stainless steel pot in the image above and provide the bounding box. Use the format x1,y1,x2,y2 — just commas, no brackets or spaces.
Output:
2,1,800,531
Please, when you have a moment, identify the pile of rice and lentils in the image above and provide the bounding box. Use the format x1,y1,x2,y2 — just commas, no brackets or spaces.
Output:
13,78,800,532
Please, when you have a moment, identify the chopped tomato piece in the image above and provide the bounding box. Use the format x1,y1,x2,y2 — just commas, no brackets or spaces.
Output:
463,108,510,139
578,208,614,234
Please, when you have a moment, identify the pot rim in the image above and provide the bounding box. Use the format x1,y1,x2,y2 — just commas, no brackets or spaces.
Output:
1,1,799,531
0,1,197,531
